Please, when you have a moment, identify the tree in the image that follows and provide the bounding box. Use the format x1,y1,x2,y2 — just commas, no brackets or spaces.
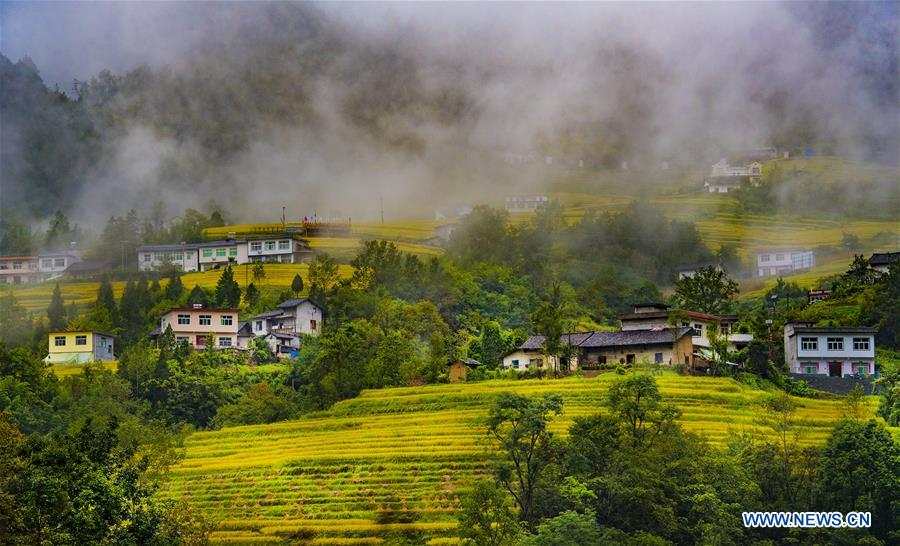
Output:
816,420,900,540
606,374,680,448
0,293,32,347
518,510,604,546
487,392,563,530
214,266,241,308
163,270,184,301
243,282,260,309
457,480,521,546
212,382,299,427
47,283,67,330
674,266,738,314
44,209,76,249
186,284,211,307
308,253,340,292
862,261,900,349
251,262,266,283
531,301,563,374
291,273,304,295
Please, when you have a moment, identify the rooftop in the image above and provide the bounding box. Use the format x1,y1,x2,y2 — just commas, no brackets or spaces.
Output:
868,252,900,266
517,327,692,352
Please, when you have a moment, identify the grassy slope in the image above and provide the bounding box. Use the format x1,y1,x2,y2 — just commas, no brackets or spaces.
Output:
161,373,887,545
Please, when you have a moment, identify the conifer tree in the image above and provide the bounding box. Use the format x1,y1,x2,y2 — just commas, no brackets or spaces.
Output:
215,266,241,308
47,283,67,330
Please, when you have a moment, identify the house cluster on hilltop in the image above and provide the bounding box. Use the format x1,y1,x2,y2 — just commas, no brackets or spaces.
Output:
137,234,314,272
702,147,777,193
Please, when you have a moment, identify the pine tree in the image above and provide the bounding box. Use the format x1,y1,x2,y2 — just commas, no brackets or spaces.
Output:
164,271,184,301
244,282,260,309
96,277,118,325
291,274,304,295
187,285,210,307
47,283,67,330
215,266,241,308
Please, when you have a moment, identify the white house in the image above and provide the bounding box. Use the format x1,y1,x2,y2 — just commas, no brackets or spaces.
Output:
784,323,877,377
757,250,815,277
868,252,899,274
38,248,82,278
502,335,562,372
246,236,313,264
197,239,248,272
705,159,763,192
619,304,752,352
504,195,549,213
137,243,200,272
252,298,323,357
675,262,721,280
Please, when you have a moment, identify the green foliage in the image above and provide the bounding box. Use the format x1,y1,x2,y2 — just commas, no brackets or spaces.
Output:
674,266,738,314
214,266,241,308
212,382,299,428
606,374,681,447
458,480,521,546
487,392,563,530
861,261,900,349
517,510,604,546
47,283,67,330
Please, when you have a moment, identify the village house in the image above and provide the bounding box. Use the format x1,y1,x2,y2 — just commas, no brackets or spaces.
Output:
0,255,41,284
502,335,564,372
246,235,314,264
137,243,201,272
704,159,763,192
756,249,815,277
619,304,753,353
807,289,832,304
38,247,82,278
434,205,472,221
448,359,482,383
504,195,549,213
45,331,115,364
675,262,721,280
197,239,248,272
252,298,323,356
868,251,899,274
783,323,877,377
156,304,244,349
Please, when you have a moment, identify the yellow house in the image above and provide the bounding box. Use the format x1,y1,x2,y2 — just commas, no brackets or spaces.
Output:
45,331,115,364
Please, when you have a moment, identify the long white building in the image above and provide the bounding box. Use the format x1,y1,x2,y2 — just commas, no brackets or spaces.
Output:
137,235,313,272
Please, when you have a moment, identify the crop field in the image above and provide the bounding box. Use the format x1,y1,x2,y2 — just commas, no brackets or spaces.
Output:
161,373,885,544
51,361,118,378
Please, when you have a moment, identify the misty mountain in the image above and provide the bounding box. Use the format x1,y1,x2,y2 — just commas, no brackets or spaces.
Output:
0,2,897,223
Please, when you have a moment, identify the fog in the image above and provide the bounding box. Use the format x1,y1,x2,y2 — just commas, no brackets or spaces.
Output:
1,1,897,225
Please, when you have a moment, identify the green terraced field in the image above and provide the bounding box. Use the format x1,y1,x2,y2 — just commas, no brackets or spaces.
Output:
51,361,118,378
162,373,887,544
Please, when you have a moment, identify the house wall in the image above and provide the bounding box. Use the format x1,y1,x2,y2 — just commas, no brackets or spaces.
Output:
448,362,468,383
38,252,81,274
138,248,199,272
784,331,875,375
198,243,249,271
161,309,240,348
46,331,114,363
579,336,692,367
92,333,115,361
291,301,322,335
247,238,305,263
620,317,668,331
502,350,559,371
0,257,41,284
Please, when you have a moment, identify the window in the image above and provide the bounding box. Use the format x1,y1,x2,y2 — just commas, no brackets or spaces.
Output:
155,252,164,262
143,253,151,262
310,319,317,331
510,359,519,368
216,248,226,257
199,315,212,326
54,258,65,267
42,258,53,268
800,337,818,351
75,335,87,346
776,253,785,261
265,241,277,251
98,338,107,348
218,337,232,347
626,354,636,364
255,320,263,330
177,314,190,325
854,363,868,375
221,315,233,326
803,364,817,374
251,242,262,252
229,247,237,257
597,356,607,365
853,338,870,351
202,248,213,258
692,323,703,336
760,254,770,262
54,336,66,346
278,240,290,250
827,337,843,351
13,261,22,270
654,352,663,363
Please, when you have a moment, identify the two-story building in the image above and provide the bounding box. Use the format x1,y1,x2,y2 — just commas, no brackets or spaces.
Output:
157,305,244,349
619,304,753,352
45,330,115,364
197,239,247,272
756,250,815,277
252,298,323,356
504,195,549,213
0,256,41,284
246,236,313,264
38,249,82,278
784,323,877,377
137,243,201,272
868,251,899,274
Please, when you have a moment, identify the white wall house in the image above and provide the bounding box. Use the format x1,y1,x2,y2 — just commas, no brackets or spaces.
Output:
38,249,82,277
246,236,312,264
619,305,752,352
784,323,877,377
197,240,248,272
0,256,41,284
504,195,549,213
137,244,200,272
757,250,815,277
251,298,323,357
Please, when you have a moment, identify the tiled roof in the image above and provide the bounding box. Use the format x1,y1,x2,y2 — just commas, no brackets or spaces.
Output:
517,327,692,352
253,309,282,319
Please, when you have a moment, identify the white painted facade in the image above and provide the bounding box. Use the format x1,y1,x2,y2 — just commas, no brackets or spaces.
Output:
757,250,815,277
38,250,82,276
197,241,248,272
784,323,877,376
502,350,559,371
137,244,200,272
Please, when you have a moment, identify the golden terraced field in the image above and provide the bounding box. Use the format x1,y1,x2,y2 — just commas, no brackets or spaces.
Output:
161,373,885,544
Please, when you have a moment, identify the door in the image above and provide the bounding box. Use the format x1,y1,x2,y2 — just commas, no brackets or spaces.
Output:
828,362,841,377
196,335,205,347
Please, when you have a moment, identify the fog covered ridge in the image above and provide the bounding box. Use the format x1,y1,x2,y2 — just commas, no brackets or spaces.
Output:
0,1,897,223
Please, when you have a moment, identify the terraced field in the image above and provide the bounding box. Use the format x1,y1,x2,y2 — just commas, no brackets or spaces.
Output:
51,361,118,378
162,373,884,544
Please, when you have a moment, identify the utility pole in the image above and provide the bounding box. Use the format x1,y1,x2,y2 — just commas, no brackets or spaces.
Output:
380,195,384,224
282,206,286,230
